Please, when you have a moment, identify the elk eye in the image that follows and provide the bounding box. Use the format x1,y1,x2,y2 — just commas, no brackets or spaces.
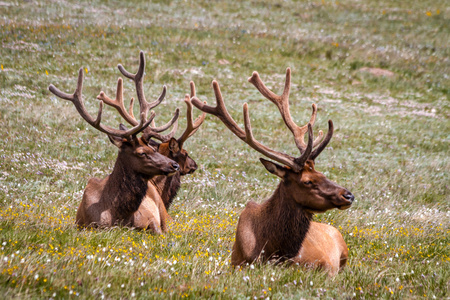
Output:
138,152,146,157
304,181,313,185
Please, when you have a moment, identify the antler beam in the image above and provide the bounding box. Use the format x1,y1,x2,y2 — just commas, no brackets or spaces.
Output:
49,68,154,139
191,80,313,172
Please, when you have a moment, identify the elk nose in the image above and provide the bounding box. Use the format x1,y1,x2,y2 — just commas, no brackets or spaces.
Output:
172,162,180,171
342,192,354,203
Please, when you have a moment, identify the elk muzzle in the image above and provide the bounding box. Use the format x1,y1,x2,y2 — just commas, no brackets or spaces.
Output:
165,162,180,176
150,152,180,176
186,160,198,175
337,190,354,210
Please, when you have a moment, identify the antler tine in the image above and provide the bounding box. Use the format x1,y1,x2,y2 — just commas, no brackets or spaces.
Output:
176,95,205,146
141,107,181,142
188,81,208,137
242,103,299,170
137,107,180,142
145,120,179,142
128,97,136,120
118,50,167,119
310,120,334,160
191,80,299,171
148,85,167,110
191,80,246,140
151,124,179,142
177,81,207,146
49,68,153,139
149,108,180,133
248,68,322,152
98,81,179,141
190,80,196,98
97,78,137,125
187,106,207,139
304,104,324,147
294,123,314,166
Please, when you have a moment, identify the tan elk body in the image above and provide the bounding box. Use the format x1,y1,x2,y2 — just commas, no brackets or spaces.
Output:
192,69,354,276
49,52,182,232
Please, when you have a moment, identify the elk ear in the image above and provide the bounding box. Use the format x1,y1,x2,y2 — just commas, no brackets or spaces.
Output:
168,137,180,153
260,158,286,178
119,123,128,131
108,135,123,148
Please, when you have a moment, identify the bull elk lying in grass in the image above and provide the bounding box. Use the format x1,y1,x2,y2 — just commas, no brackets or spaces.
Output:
192,68,354,276
48,52,185,232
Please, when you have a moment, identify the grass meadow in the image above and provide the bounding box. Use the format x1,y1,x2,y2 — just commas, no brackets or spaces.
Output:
0,0,449,298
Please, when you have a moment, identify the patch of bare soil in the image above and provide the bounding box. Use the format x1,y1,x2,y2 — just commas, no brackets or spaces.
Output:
3,40,41,52
355,93,438,118
359,67,395,77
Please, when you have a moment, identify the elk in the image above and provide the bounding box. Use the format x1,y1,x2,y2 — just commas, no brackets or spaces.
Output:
100,76,206,212
191,68,354,276
148,88,206,211
48,52,181,232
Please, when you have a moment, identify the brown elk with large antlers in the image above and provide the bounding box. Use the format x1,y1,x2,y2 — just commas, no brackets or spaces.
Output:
48,52,181,231
191,68,354,276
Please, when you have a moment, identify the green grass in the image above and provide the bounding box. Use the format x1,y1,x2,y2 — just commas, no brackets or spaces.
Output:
1,0,449,298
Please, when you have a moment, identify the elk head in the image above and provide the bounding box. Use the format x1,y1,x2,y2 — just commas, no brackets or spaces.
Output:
109,133,180,178
191,68,354,213
48,51,180,179
153,81,205,175
156,137,198,176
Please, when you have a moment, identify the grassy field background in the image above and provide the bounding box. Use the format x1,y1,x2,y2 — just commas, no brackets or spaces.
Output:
1,0,449,298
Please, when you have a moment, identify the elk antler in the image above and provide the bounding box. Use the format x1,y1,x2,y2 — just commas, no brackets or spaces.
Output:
177,81,206,148
96,78,137,126
191,69,334,171
248,68,334,161
98,51,180,142
248,68,324,153
191,80,313,172
118,51,167,116
49,68,154,139
105,78,205,145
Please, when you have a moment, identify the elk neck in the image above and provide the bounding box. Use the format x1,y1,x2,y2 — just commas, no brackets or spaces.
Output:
150,173,181,210
105,154,149,219
260,180,313,261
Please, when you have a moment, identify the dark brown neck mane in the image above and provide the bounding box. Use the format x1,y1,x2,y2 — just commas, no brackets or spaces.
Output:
260,180,312,261
150,173,181,210
103,154,149,220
